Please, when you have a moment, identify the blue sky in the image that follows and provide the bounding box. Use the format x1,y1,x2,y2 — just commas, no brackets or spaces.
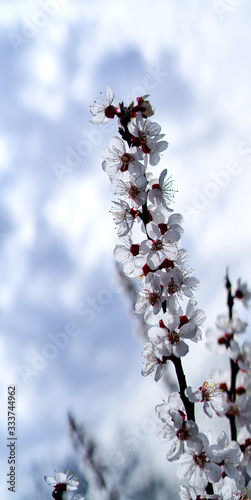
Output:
1,0,251,497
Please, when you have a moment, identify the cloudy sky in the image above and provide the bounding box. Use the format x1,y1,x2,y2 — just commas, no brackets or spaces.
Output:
1,0,251,498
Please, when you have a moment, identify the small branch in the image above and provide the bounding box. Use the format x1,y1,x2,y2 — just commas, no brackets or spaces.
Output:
170,355,195,421
228,414,237,442
225,268,234,321
141,202,150,226
206,482,214,495
225,269,239,441
229,358,239,403
227,358,239,441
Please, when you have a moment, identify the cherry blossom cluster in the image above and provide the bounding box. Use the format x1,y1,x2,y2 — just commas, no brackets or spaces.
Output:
91,87,203,362
90,87,251,499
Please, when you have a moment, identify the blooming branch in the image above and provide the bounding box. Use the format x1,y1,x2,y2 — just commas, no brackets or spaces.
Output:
90,86,251,499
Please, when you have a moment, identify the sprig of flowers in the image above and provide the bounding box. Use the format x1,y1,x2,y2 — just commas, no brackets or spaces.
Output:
91,87,251,499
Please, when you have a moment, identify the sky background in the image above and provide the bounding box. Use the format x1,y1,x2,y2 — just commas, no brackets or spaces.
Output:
1,0,251,498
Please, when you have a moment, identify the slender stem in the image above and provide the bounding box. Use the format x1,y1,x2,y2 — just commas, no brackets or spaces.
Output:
206,482,214,495
170,355,195,421
225,270,238,441
230,358,239,403
117,103,133,147
227,358,239,441
141,202,150,226
228,414,237,442
225,268,234,321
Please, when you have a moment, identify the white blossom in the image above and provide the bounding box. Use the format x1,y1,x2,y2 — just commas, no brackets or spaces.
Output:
185,380,224,418
235,278,251,308
128,112,168,165
160,267,200,305
110,199,136,237
156,395,198,461
139,222,179,269
109,175,147,206
90,86,117,124
102,136,144,178
113,235,144,277
224,394,251,431
228,340,251,372
241,439,251,477
135,273,163,320
135,95,155,117
205,327,229,354
147,306,202,358
213,431,242,485
215,314,247,336
218,476,251,500
141,341,165,381
177,433,222,494
148,168,175,209
44,471,79,497
179,484,222,500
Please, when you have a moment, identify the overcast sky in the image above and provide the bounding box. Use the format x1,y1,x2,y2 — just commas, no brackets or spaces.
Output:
1,1,251,498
